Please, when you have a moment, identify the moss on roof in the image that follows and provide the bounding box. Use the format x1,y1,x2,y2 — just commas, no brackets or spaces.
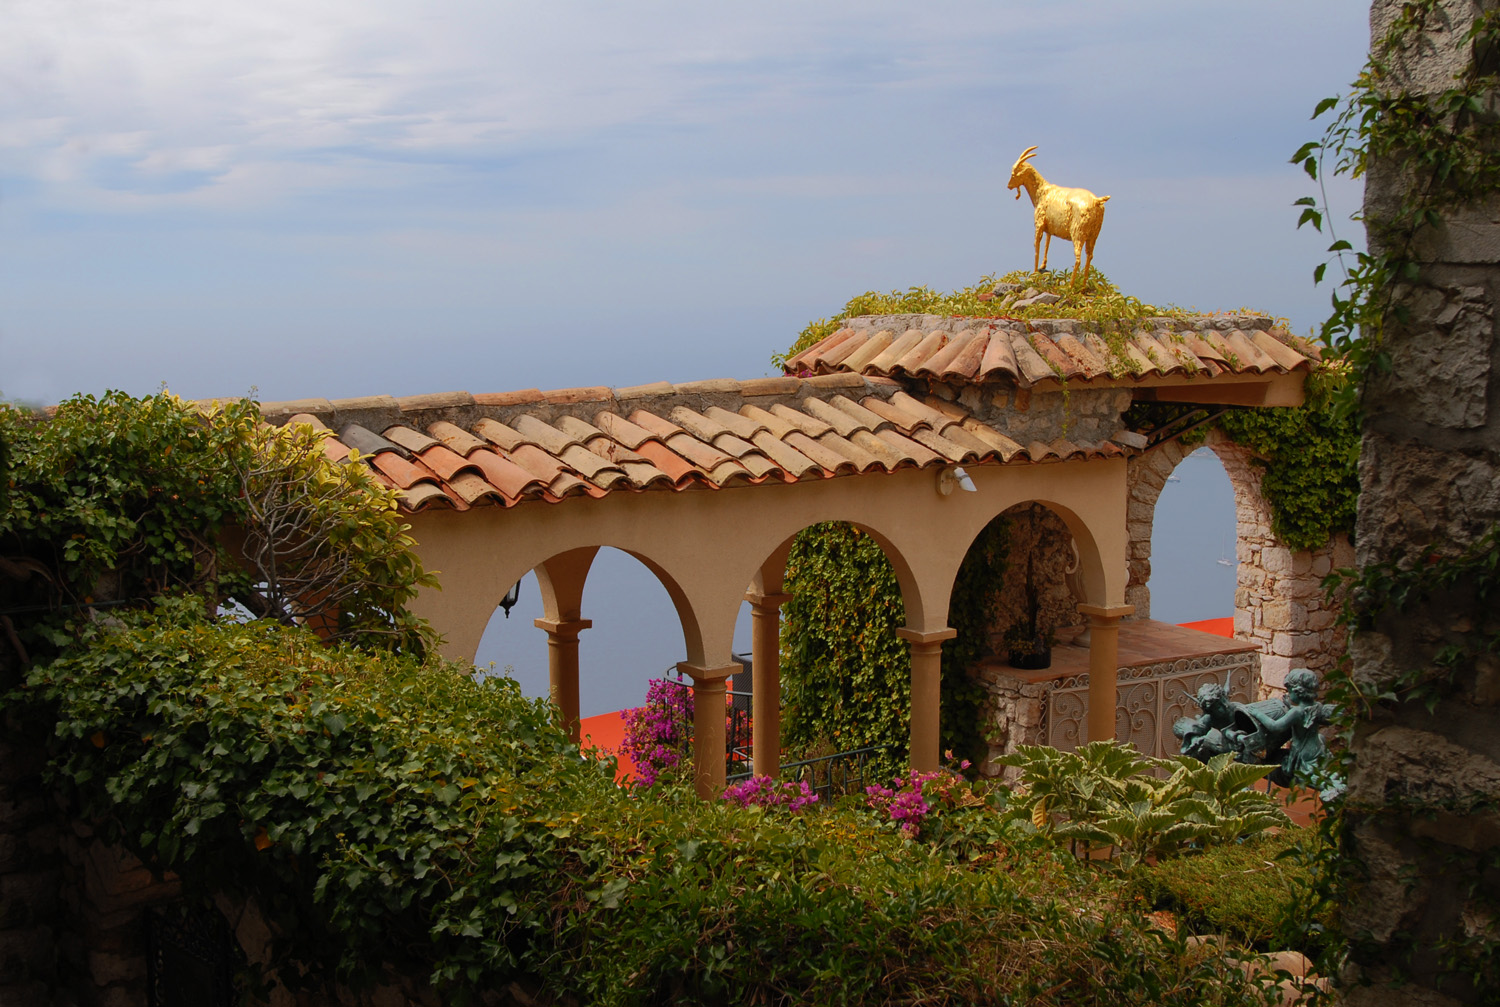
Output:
774,270,1279,369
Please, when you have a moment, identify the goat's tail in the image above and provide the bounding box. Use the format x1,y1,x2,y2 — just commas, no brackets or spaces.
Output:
1099,195,1111,203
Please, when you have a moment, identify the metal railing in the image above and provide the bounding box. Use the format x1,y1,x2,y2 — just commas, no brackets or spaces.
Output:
727,745,891,801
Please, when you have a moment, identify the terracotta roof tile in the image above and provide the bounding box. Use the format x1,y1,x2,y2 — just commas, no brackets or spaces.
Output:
815,431,883,471
593,411,658,450
474,418,526,452
875,428,943,467
800,397,867,437
427,420,488,457
861,396,932,432
702,405,766,440
631,439,698,484
668,407,730,442
750,430,822,479
340,423,406,458
447,470,506,505
418,444,481,481
769,403,833,438
371,452,439,490
628,410,686,441
849,429,909,470
399,483,453,511
383,425,439,455
839,329,894,372
828,394,891,432
507,443,568,486
785,431,858,475
296,358,1177,513
287,412,332,432
868,329,926,372
466,449,546,500
787,314,1314,392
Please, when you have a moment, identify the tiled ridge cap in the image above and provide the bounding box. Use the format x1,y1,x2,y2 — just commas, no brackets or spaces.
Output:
255,374,906,434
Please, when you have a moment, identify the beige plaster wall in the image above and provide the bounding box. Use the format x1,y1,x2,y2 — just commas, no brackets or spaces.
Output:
406,457,1132,677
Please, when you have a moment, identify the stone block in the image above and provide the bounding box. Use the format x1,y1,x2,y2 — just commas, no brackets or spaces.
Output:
1260,657,1291,691
1261,546,1293,575
1234,611,1252,637
1311,554,1332,578
1376,283,1491,428
1262,600,1306,632
1014,698,1043,729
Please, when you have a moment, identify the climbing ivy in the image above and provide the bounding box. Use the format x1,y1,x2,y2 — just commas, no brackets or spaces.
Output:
780,519,1009,776
1293,0,1500,414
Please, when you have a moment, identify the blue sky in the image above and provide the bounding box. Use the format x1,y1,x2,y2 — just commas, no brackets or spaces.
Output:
1,2,1371,714
3,1,1368,407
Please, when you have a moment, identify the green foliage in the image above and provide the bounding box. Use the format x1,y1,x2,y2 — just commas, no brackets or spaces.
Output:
780,518,1010,776
773,269,1188,370
24,604,1279,1005
780,523,911,778
998,743,1289,866
1295,1,1500,414
0,392,255,613
0,391,435,659
1129,830,1327,951
1214,375,1361,552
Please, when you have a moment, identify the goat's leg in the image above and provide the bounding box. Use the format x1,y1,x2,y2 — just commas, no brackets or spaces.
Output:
1040,232,1052,272
1033,228,1042,273
1072,238,1084,284
1082,236,1097,287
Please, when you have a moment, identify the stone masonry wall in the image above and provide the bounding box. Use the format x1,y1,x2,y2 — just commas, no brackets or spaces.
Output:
1125,428,1352,698
1343,2,1500,1003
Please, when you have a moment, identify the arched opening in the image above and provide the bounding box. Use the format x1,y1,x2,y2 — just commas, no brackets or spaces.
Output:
472,547,694,722
768,519,922,784
1147,447,1237,629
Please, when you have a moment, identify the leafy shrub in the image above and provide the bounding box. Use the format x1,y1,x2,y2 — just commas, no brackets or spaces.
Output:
1000,742,1290,865
24,603,1281,1005
1128,829,1328,952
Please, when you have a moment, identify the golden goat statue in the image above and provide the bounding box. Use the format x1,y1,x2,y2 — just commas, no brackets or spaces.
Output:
1006,145,1109,286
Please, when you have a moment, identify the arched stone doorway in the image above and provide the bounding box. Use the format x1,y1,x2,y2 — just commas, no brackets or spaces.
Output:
1125,428,1353,698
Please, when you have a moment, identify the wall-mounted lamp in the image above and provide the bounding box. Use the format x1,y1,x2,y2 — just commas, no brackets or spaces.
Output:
498,579,522,618
937,466,977,496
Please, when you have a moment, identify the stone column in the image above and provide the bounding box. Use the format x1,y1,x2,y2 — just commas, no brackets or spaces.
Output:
1079,604,1133,743
534,617,591,742
678,661,739,798
1342,3,1500,1001
896,627,957,772
746,591,790,779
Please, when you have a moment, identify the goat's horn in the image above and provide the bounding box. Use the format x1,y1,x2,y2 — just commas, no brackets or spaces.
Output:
1019,145,1038,161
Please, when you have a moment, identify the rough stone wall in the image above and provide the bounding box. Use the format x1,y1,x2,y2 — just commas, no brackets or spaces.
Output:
987,503,1083,648
1125,429,1352,698
1343,2,1500,1003
973,668,1050,778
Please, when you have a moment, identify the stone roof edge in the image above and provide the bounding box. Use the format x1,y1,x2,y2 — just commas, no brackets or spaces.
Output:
255,374,906,435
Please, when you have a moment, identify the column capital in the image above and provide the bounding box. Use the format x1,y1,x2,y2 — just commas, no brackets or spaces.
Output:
895,627,958,645
1078,604,1134,621
744,591,792,608
533,617,593,637
676,660,740,683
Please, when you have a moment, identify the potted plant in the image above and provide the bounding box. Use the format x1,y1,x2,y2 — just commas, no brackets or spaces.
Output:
1006,552,1053,670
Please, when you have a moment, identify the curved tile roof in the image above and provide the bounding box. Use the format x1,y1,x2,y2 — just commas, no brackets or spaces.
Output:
784,313,1319,388
260,376,1133,514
